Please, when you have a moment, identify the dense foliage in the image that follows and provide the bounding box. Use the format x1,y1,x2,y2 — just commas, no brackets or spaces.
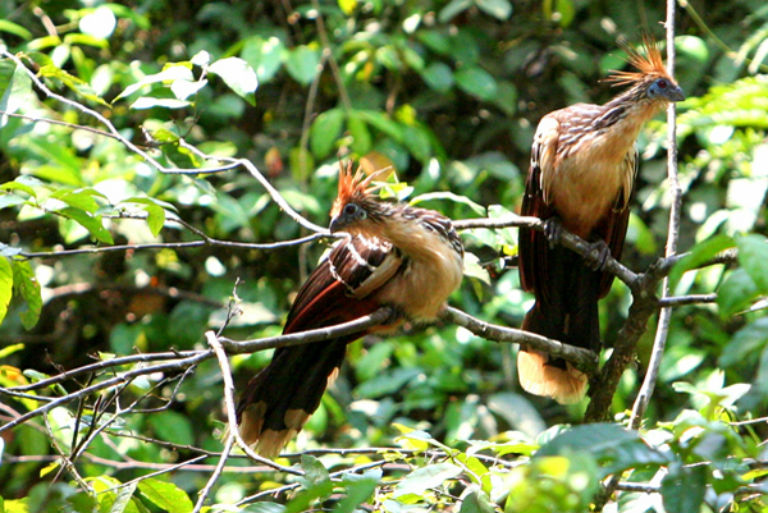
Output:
1,1,767,512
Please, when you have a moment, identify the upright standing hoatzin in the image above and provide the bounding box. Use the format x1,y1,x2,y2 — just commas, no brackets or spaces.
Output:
517,38,684,403
236,162,464,457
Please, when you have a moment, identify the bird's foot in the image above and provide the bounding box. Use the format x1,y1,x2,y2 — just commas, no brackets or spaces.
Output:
544,217,563,249
586,240,611,271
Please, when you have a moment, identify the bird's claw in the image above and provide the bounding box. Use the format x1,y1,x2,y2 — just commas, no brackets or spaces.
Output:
587,240,611,271
544,218,562,249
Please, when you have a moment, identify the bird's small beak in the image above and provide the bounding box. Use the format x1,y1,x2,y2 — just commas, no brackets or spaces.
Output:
329,216,344,233
667,85,685,102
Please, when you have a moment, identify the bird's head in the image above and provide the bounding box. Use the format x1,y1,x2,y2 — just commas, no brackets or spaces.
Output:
329,161,391,234
605,36,685,104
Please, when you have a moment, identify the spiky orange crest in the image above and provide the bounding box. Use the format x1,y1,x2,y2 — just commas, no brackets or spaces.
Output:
330,161,388,218
605,35,671,87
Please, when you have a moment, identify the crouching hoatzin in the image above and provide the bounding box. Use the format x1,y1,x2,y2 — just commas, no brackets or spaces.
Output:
236,162,464,457
517,38,684,403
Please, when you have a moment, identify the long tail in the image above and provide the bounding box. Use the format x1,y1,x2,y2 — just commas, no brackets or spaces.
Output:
236,339,348,457
517,251,600,404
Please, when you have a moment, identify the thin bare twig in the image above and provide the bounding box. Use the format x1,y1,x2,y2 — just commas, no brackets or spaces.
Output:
441,306,599,375
205,331,303,476
629,2,682,431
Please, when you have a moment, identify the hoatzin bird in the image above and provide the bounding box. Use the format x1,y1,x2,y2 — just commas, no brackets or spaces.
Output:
236,162,464,457
517,38,684,403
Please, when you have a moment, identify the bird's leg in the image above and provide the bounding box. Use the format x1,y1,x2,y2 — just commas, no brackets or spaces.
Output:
585,239,611,271
543,216,563,249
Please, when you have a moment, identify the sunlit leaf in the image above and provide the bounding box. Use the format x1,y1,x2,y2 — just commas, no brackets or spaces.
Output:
137,478,193,513
12,260,41,330
455,67,497,100
310,108,344,159
285,45,322,86
209,56,259,104
475,0,512,20
393,463,462,498
0,258,12,326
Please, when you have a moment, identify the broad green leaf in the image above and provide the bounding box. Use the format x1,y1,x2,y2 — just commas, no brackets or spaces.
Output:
356,110,404,141
455,67,497,100
301,455,330,486
12,260,41,330
0,59,17,99
717,268,759,317
421,62,454,92
402,124,431,163
668,234,734,290
417,30,452,55
284,480,333,513
338,0,357,15
332,476,377,513
459,489,496,513
170,78,207,100
144,204,166,237
676,35,709,63
0,176,41,197
439,0,472,22
115,65,193,102
475,0,512,20
0,257,12,326
78,6,117,40
289,147,315,183
148,411,194,445
0,20,32,40
536,423,667,476
285,45,322,86
661,463,706,513
130,97,190,110
553,0,575,26
51,188,105,213
209,56,259,104
411,191,485,215
393,462,462,498
241,36,285,83
310,108,344,159
137,478,193,513
57,207,114,244
355,367,421,398
0,194,26,210
737,234,768,292
720,317,768,368
347,114,371,155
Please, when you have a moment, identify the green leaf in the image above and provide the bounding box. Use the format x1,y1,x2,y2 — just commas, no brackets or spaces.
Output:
332,476,377,513
241,36,285,83
57,207,113,244
454,67,497,100
402,124,432,163
0,258,12,327
355,367,421,398
137,478,193,513
737,234,768,292
285,45,322,86
51,188,105,213
421,62,454,92
148,411,194,445
0,20,33,40
661,463,706,513
717,268,759,317
300,455,330,486
536,423,667,476
289,147,315,183
209,56,259,104
130,97,190,110
459,489,496,513
675,35,709,63
347,114,371,155
475,0,512,20
393,462,462,498
411,191,485,216
12,260,42,330
669,234,734,291
439,0,472,22
144,204,166,237
114,65,193,102
310,108,344,159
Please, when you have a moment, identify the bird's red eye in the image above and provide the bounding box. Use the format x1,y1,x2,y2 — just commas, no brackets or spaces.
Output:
657,79,668,88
